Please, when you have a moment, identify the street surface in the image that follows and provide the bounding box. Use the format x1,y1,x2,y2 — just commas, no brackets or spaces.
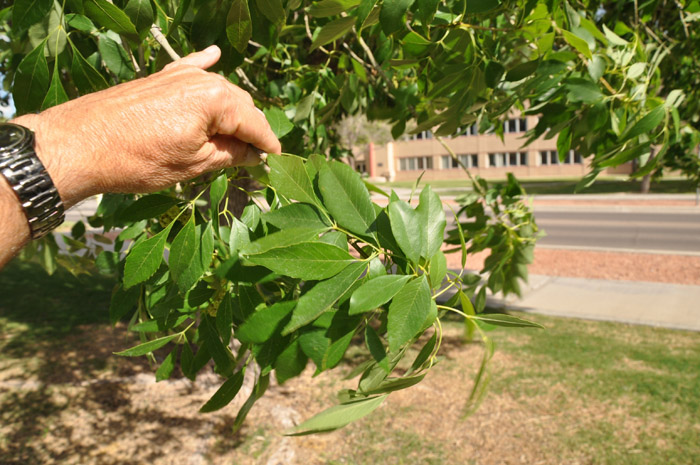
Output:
534,208,700,254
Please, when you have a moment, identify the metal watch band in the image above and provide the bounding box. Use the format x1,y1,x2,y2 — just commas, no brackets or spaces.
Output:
0,124,65,239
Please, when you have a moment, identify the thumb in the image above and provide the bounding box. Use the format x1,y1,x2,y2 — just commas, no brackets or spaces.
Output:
169,45,221,70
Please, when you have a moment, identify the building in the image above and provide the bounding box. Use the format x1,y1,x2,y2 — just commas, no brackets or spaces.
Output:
358,115,631,182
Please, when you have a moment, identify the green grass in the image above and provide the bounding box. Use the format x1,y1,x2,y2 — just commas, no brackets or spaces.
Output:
1,262,699,464
0,260,114,354
378,177,697,195
488,314,700,465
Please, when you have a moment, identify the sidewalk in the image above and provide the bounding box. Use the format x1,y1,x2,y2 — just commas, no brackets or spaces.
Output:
497,274,700,332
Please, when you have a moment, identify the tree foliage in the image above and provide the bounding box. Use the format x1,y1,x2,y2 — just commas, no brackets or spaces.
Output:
3,0,696,432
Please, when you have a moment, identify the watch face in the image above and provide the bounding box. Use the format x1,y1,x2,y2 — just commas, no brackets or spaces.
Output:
0,123,30,152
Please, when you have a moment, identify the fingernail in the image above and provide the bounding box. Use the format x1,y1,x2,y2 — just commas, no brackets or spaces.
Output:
204,45,219,54
242,146,265,166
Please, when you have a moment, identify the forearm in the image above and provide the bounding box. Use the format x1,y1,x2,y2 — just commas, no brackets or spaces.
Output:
0,175,31,268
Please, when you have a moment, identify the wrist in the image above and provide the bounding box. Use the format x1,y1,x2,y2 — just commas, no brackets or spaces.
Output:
10,114,91,209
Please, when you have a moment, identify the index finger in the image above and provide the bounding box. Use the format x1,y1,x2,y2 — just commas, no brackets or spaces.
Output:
209,83,282,155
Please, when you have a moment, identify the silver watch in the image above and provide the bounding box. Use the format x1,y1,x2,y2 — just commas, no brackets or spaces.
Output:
0,123,64,239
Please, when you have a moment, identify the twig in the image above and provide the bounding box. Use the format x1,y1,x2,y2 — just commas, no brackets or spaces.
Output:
436,136,483,193
150,24,181,60
673,0,690,37
304,13,331,55
121,36,142,75
235,68,259,92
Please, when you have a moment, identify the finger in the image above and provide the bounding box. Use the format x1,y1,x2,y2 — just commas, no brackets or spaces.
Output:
203,135,263,170
211,88,282,155
168,45,221,71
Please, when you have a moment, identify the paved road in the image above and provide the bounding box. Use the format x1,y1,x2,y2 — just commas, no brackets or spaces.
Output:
534,208,700,254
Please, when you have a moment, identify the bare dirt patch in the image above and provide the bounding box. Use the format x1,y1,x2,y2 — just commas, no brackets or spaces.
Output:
1,323,685,465
445,247,700,285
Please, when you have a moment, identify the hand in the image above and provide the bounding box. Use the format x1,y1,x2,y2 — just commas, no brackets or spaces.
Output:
11,45,281,209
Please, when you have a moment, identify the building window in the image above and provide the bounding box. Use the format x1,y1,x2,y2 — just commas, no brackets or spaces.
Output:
539,150,583,165
399,156,434,171
408,130,433,140
441,154,478,169
503,118,528,133
356,163,366,173
489,152,527,167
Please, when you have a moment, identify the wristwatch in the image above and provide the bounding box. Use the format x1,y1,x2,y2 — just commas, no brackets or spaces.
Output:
0,122,64,239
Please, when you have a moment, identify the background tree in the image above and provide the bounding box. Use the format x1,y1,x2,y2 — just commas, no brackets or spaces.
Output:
2,0,695,433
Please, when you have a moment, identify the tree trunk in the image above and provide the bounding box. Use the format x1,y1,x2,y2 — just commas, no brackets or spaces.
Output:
640,174,651,194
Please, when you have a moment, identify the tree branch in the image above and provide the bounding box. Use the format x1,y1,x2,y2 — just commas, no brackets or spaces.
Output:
150,24,181,61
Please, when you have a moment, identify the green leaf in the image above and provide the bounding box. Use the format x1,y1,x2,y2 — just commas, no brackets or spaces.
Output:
309,0,360,17
264,107,294,139
109,284,140,324
603,24,628,46
293,94,315,122
387,200,422,264
13,0,53,32
587,54,606,81
428,250,447,289
199,222,215,269
209,172,228,215
115,333,178,356
169,215,203,293
41,64,69,110
283,261,367,334
129,314,189,332
361,373,426,395
229,217,250,255
365,325,389,372
471,313,544,329
409,330,437,374
319,230,347,250
287,395,387,435
319,160,377,240
202,316,235,377
84,0,138,37
310,16,355,50
262,203,330,230
620,105,665,142
348,275,411,315
226,0,252,53
70,42,110,94
505,60,538,81
267,153,319,206
355,0,377,29
274,339,308,384
241,227,325,255
416,0,439,24
255,0,286,24
464,0,499,13
232,373,269,433
98,33,135,80
120,194,180,222
66,13,97,31
124,0,153,38
379,0,414,36
387,276,431,352
245,242,355,280
46,7,67,57
416,185,445,259
12,40,50,115
237,301,296,343
123,224,173,289
562,29,592,59
565,78,603,104
200,370,245,413
155,348,177,381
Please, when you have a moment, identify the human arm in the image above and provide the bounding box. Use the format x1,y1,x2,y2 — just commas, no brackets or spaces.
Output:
0,45,280,268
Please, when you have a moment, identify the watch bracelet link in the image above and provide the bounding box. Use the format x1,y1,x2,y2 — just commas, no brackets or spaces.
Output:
0,130,65,239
